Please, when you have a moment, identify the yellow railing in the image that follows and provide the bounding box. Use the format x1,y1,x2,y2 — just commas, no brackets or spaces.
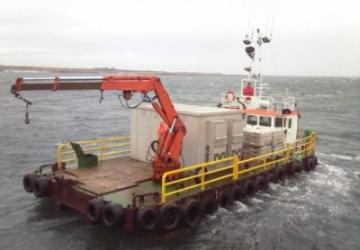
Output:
56,136,130,167
161,132,316,203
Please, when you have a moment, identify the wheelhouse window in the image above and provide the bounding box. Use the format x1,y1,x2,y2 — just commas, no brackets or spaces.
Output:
247,115,258,125
275,117,283,128
259,116,271,127
288,118,292,128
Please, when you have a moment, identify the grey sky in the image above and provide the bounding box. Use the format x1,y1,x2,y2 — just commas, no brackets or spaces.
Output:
0,0,359,76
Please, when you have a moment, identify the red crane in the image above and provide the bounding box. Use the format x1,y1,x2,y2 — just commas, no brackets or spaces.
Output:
10,75,186,181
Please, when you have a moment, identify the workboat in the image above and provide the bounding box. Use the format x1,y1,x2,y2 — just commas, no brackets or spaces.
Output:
218,28,307,150
12,32,317,235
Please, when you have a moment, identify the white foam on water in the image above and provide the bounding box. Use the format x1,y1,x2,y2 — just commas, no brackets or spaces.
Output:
329,153,354,161
354,171,360,178
210,228,220,236
317,152,327,157
324,162,347,177
314,94,333,98
268,182,280,191
217,206,231,215
259,192,272,198
287,185,300,192
318,152,355,161
233,201,249,213
250,197,264,204
207,213,218,221
309,163,350,194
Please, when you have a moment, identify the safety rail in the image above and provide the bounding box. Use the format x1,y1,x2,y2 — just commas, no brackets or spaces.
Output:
161,132,316,203
56,136,130,167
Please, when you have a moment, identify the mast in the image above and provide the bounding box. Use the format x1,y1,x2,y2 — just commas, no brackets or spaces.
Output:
243,27,272,83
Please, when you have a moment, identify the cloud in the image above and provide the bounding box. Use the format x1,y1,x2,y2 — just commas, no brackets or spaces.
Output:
0,0,359,76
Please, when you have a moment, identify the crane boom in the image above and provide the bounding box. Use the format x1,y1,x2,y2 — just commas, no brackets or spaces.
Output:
11,75,186,181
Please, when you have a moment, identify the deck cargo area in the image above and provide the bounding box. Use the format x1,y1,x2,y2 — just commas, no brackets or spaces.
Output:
59,157,153,196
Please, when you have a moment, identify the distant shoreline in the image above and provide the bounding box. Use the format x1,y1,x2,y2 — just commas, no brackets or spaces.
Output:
0,65,357,78
0,64,230,77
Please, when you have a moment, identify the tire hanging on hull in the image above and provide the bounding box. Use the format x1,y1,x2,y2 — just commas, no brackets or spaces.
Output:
33,176,51,197
254,175,269,191
231,185,245,201
159,203,182,231
218,189,233,208
286,162,295,176
183,199,202,228
136,207,159,231
23,173,37,193
244,179,256,197
294,161,303,173
87,198,105,224
102,202,125,227
275,166,285,181
202,195,218,215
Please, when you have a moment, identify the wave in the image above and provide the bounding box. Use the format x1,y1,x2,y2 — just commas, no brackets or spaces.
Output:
314,94,334,98
329,153,354,161
233,201,249,213
250,197,264,204
318,152,356,161
309,162,349,193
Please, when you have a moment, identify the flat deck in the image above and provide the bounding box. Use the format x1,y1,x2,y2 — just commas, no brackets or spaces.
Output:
61,157,153,195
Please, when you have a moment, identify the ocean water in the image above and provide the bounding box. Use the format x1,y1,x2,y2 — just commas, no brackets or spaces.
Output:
0,71,359,250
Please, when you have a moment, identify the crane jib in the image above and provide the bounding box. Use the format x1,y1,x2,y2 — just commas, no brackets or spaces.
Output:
9,75,186,181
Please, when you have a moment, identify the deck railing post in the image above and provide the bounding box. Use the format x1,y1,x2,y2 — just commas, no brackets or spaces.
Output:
286,145,290,162
201,165,205,191
99,141,104,160
161,174,167,203
56,144,65,170
233,157,239,180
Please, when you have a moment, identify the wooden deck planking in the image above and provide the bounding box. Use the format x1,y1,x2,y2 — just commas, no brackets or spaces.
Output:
61,157,153,195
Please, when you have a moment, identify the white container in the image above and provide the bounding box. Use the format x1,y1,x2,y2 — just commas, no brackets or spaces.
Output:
130,103,244,166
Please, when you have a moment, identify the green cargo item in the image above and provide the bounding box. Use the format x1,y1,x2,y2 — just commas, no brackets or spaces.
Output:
304,129,313,137
70,142,98,168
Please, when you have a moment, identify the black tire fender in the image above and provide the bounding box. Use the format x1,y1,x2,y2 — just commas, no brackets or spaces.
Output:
307,156,317,171
304,157,312,171
286,162,295,176
231,185,245,201
87,198,105,224
159,203,182,231
294,161,303,172
23,173,37,193
244,179,256,197
267,172,278,183
275,166,285,181
102,202,125,227
183,199,202,228
202,195,218,215
33,176,51,197
136,206,159,231
218,189,233,208
255,175,268,191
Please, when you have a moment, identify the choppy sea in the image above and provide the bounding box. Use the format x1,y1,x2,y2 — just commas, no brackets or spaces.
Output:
0,71,359,250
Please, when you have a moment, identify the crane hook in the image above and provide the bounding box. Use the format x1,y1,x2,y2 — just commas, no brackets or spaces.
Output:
99,90,104,103
25,103,30,124
13,92,32,125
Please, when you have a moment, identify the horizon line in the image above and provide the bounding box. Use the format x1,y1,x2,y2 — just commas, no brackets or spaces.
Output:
0,64,359,78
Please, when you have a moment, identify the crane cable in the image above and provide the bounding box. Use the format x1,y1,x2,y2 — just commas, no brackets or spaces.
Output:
13,92,32,124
